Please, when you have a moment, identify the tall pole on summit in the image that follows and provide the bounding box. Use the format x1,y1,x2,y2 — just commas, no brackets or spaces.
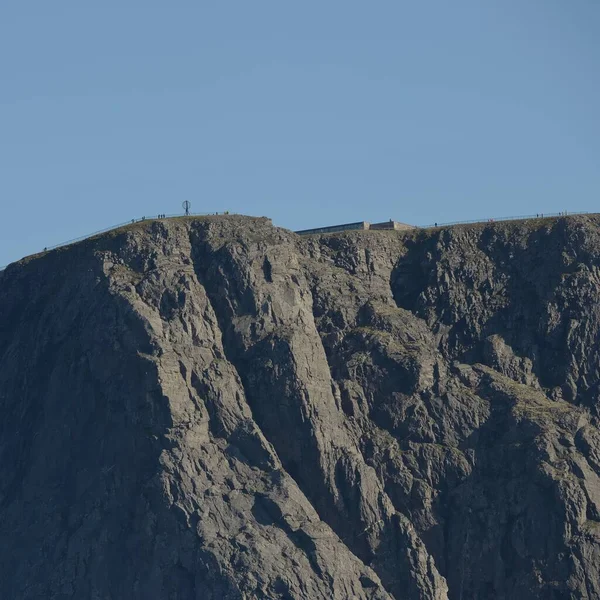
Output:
182,200,191,216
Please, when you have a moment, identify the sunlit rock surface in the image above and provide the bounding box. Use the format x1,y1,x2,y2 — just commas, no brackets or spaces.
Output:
2,214,600,599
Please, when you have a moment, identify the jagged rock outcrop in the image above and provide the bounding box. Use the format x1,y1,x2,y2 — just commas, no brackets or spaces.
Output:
2,214,600,599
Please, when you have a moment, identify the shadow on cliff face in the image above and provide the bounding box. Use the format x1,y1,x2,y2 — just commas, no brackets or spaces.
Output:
188,224,376,553
443,415,570,599
441,366,600,600
381,220,600,597
390,218,600,410
188,221,449,600
321,293,600,599
0,250,199,599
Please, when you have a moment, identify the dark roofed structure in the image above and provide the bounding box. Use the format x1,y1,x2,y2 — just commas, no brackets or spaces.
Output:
295,220,415,236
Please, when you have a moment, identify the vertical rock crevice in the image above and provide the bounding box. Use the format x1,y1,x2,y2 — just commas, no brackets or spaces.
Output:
188,220,448,600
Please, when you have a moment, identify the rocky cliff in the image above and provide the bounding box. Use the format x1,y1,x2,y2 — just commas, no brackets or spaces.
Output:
2,214,600,599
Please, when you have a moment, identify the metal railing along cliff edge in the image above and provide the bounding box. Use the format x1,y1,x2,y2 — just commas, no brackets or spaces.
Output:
0,210,592,272
0,212,214,272
423,210,588,228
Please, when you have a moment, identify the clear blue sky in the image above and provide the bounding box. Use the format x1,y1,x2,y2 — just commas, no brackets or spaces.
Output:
1,1,599,266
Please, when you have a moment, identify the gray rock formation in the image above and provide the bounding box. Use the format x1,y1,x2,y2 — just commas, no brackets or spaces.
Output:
2,214,600,599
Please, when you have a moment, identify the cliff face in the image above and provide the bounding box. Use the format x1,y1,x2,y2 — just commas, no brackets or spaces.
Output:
2,215,600,599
